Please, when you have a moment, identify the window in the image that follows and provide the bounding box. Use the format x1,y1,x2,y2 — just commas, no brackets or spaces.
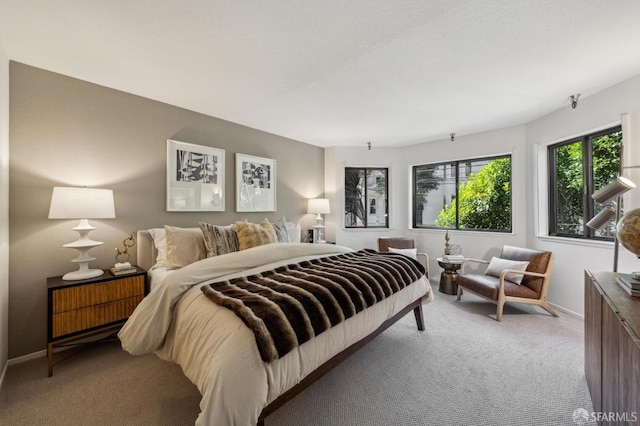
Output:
345,167,388,228
412,155,512,232
548,126,622,240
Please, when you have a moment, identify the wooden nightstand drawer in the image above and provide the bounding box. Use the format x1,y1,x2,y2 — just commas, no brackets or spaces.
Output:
51,294,144,338
47,267,147,376
52,275,145,314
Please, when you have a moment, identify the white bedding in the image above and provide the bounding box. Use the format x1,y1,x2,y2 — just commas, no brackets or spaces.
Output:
119,243,432,426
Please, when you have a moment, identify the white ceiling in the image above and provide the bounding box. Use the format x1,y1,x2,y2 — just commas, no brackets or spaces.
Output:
2,0,640,148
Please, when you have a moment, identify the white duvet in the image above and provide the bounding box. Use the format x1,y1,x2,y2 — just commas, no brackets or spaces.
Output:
119,243,432,426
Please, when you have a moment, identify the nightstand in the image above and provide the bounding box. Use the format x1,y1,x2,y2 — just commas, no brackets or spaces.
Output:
46,267,147,376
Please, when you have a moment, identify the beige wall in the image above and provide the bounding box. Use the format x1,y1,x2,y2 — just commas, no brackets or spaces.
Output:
8,62,325,358
0,40,9,374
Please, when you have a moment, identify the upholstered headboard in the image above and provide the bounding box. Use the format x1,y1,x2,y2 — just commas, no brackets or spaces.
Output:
137,230,157,271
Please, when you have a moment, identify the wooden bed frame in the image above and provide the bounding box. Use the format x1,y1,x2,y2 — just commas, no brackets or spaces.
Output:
257,298,424,425
135,230,426,426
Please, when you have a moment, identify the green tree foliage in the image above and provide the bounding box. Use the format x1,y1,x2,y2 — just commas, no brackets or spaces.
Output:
437,158,511,230
555,141,583,233
554,132,621,234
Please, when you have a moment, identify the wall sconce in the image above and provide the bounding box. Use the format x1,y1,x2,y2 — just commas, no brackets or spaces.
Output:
307,198,330,243
48,187,116,280
586,176,636,271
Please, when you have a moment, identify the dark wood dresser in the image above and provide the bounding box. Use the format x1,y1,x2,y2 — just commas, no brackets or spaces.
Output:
584,270,640,425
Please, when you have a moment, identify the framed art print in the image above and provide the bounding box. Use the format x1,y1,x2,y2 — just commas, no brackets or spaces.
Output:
167,139,225,211
236,153,276,212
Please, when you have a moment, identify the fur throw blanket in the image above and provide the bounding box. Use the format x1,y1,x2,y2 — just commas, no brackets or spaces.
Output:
201,249,425,362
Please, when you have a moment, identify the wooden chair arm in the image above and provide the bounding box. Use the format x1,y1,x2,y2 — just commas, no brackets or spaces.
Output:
417,252,429,279
460,258,489,274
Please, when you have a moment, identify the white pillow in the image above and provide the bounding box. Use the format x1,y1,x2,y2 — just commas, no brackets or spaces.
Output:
285,222,301,243
147,228,167,268
388,247,418,260
485,256,530,284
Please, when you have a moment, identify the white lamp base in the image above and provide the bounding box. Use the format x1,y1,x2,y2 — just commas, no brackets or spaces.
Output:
62,219,105,281
63,268,104,281
312,225,326,244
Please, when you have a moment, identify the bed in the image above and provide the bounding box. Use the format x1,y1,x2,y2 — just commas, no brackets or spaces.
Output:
119,225,432,426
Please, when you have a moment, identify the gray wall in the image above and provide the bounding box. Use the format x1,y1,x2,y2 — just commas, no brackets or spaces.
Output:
0,40,9,374
9,62,325,358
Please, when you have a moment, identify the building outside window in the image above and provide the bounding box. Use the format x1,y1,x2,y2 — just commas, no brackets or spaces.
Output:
412,155,512,232
548,126,622,240
345,167,388,228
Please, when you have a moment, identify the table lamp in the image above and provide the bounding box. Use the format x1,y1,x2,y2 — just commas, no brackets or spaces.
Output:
307,198,330,243
48,187,115,280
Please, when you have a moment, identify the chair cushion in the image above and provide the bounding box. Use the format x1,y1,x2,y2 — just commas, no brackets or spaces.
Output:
485,256,529,284
500,246,552,295
457,274,539,301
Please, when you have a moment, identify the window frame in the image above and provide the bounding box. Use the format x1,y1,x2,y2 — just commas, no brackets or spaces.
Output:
344,167,389,229
412,154,512,232
547,125,622,240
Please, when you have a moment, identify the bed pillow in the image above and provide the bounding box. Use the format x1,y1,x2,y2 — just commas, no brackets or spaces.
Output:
147,228,168,268
388,247,418,260
199,222,240,257
164,225,207,270
484,256,529,284
272,220,290,243
285,222,301,243
235,220,277,250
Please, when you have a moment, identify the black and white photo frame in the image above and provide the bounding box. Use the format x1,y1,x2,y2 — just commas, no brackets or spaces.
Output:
235,153,276,212
167,139,225,211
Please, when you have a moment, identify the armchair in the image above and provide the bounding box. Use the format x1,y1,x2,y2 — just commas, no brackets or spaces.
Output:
377,237,429,279
456,245,557,321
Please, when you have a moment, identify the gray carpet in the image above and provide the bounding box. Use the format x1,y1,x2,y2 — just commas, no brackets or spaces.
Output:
0,291,595,425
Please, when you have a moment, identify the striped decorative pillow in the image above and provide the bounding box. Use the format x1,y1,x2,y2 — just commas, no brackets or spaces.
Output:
199,222,240,257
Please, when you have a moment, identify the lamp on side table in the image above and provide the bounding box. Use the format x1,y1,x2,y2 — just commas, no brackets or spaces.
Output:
48,186,115,280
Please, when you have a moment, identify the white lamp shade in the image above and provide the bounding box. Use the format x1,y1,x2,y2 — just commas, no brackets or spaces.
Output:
307,198,330,215
48,187,116,219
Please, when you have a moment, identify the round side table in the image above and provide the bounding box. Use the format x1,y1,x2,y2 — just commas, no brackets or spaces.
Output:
437,258,462,295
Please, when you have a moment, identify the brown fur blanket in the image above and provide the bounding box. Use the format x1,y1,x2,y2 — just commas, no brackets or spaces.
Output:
201,249,425,362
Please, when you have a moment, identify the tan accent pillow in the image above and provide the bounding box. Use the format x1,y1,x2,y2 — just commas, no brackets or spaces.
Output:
235,220,277,250
164,225,207,269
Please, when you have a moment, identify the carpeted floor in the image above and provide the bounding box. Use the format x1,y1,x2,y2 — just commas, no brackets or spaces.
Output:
0,291,595,425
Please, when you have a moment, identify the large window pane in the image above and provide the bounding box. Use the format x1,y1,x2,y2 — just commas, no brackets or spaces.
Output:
413,164,449,227
413,156,511,232
591,130,622,238
552,140,583,236
548,126,622,240
345,167,388,228
455,158,511,231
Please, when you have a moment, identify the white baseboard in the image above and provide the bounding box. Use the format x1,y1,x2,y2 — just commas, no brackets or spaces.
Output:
549,302,584,320
8,349,46,366
0,361,7,391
